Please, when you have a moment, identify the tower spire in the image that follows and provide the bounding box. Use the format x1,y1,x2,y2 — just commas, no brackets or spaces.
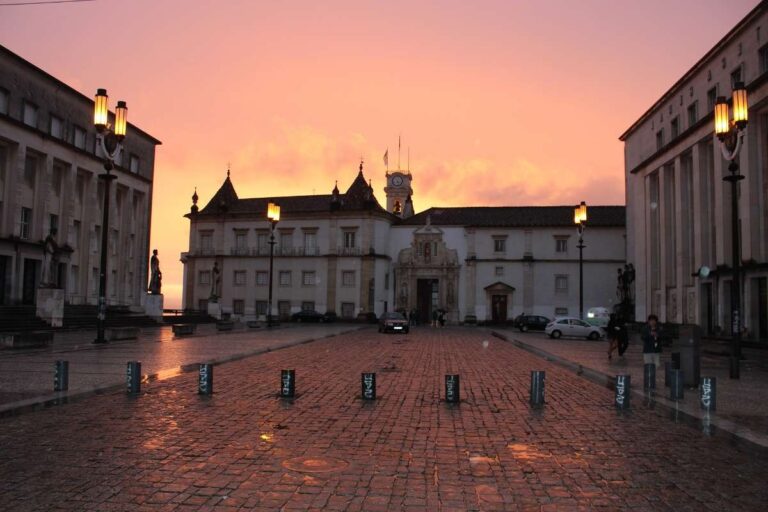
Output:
398,134,401,170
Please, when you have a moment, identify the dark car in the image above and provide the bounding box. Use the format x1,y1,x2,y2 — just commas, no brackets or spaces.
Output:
291,310,331,323
378,312,409,334
513,314,551,332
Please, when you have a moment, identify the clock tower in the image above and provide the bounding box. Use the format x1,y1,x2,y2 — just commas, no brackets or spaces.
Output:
385,171,413,216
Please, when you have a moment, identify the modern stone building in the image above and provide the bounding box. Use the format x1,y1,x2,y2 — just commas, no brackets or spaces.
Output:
621,1,768,340
182,162,626,323
0,44,160,308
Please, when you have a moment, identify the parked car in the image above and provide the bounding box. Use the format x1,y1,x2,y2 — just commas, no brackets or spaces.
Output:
512,314,551,332
586,307,611,327
378,312,410,334
291,310,334,323
545,317,604,340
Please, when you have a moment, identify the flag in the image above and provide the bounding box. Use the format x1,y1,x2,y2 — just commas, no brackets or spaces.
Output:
383,149,389,168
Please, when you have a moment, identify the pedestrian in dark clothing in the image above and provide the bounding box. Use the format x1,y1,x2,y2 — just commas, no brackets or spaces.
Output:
640,314,664,368
607,313,619,360
617,317,629,356
431,309,438,328
438,310,446,327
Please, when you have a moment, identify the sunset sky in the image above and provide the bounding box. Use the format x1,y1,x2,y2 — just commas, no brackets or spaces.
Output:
0,0,759,308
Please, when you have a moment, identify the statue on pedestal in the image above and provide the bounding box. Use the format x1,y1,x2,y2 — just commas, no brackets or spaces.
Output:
148,249,162,294
40,229,60,288
210,261,222,301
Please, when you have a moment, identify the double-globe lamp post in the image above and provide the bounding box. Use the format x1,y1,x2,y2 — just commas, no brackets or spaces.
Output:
93,89,127,344
266,202,280,328
714,81,748,380
574,201,587,320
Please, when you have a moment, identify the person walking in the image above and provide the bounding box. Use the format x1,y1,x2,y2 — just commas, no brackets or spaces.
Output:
431,309,438,328
641,314,664,368
616,316,629,357
438,309,446,327
607,313,620,360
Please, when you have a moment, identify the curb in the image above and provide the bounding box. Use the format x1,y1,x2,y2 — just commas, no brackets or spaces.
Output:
0,325,367,419
490,330,768,454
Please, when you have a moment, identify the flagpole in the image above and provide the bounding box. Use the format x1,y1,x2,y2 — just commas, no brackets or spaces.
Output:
398,135,401,170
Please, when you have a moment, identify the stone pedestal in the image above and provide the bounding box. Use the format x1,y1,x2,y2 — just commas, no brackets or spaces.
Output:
144,294,164,323
207,301,222,320
36,288,64,327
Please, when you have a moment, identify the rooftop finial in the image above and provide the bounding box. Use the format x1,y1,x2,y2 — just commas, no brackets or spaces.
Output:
227,162,230,178
359,158,364,173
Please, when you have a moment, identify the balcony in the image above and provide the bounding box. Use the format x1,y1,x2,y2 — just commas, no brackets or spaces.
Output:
337,246,361,256
230,246,249,256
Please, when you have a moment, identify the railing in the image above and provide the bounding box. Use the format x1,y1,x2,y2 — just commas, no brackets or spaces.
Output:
230,246,249,256
189,246,322,257
337,246,361,256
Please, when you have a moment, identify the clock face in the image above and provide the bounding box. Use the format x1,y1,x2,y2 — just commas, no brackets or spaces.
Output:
392,175,403,186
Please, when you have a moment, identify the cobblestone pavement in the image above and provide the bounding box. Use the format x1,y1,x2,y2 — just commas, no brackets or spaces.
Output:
495,328,768,445
0,324,360,410
0,327,766,511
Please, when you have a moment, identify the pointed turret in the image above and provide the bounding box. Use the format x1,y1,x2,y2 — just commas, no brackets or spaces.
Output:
190,187,199,215
200,171,239,214
402,193,414,218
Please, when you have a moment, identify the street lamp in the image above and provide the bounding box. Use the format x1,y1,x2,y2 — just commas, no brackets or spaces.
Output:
266,202,280,328
714,81,748,380
574,201,587,320
93,89,127,344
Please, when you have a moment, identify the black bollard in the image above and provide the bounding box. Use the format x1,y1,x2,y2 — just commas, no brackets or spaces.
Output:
361,372,376,400
54,360,69,392
700,376,716,412
198,363,213,395
643,363,656,391
445,374,460,403
671,352,681,370
615,374,630,410
529,370,545,407
280,370,295,398
664,362,672,387
670,369,684,400
126,361,141,394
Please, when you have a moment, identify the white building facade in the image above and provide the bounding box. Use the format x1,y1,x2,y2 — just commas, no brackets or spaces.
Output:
621,1,768,341
182,163,626,324
0,44,160,308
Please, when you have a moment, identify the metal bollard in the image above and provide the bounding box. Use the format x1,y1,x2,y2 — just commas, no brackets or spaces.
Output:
198,363,213,395
529,370,545,407
700,376,716,412
280,370,295,398
615,374,630,410
126,361,141,394
670,369,684,400
445,374,460,403
643,363,656,391
361,372,376,400
664,362,672,387
54,360,69,391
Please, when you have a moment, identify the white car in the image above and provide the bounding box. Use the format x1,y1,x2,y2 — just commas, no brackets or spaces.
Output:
545,317,604,340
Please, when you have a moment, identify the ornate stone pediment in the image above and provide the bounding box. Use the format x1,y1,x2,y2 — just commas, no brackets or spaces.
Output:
484,281,515,293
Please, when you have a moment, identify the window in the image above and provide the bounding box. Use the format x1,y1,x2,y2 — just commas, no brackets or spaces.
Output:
91,267,99,295
257,232,269,252
256,271,268,286
49,214,58,234
70,265,79,294
22,101,38,128
342,270,355,287
73,126,87,150
52,163,65,197
384,272,389,290
200,231,213,252
233,300,245,315
706,86,718,111
555,275,568,293
233,270,246,286
761,44,768,74
555,307,568,316
71,220,81,248
279,230,293,250
495,266,504,276
301,301,315,312
235,231,247,250
255,301,268,316
655,129,664,150
93,225,101,253
279,271,291,287
303,231,317,251
493,237,506,253
687,101,698,127
20,207,32,239
0,88,8,115
129,155,140,174
555,238,568,253
127,272,134,298
278,301,291,318
670,116,679,139
302,271,316,286
341,302,355,319
730,66,743,88
343,230,356,248
49,115,64,139
24,154,36,188
199,270,211,285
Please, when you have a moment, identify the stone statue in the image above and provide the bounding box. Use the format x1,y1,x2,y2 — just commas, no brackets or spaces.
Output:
148,249,162,294
210,261,222,300
41,229,60,288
